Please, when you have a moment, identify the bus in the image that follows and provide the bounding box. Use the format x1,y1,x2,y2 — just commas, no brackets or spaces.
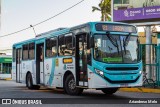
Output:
12,22,142,95
0,55,12,79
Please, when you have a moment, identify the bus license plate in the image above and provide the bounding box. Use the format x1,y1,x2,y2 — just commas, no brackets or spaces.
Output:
120,84,128,87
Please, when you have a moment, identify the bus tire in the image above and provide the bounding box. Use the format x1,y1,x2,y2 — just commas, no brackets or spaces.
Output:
64,74,83,95
26,73,34,89
33,85,40,90
101,88,118,94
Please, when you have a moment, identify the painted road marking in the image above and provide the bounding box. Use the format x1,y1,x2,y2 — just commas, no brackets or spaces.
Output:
119,88,160,93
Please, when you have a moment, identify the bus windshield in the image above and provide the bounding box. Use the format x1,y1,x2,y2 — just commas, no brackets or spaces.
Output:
94,34,140,63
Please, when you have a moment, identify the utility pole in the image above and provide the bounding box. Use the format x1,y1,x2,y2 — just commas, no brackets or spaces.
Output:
30,25,37,36
145,26,152,79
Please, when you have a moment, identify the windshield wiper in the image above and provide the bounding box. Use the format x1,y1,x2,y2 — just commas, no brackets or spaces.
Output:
123,38,127,54
106,32,120,54
123,33,131,54
124,33,131,46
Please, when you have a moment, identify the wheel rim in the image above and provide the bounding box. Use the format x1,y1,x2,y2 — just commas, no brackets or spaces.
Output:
68,79,76,90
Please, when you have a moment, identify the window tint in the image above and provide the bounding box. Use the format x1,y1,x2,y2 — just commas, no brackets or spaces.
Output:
58,35,65,56
58,35,73,56
16,49,21,64
2,63,12,74
72,36,75,56
46,37,57,57
22,44,28,60
29,43,35,59
64,36,73,56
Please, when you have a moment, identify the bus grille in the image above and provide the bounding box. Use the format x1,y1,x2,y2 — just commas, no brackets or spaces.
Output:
106,67,138,71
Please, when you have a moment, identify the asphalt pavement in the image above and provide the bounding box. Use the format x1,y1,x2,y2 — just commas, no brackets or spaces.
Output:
0,80,159,107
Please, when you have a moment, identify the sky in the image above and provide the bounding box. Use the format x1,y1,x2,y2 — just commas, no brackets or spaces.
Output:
0,0,101,50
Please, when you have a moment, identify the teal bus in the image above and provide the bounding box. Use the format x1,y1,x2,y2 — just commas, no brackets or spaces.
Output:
0,55,12,79
12,22,142,95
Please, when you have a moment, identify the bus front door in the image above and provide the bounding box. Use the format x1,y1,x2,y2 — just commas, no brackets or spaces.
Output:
36,43,44,84
16,48,22,83
75,33,89,87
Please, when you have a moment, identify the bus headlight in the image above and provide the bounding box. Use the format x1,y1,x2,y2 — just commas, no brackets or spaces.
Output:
95,69,104,76
139,70,142,74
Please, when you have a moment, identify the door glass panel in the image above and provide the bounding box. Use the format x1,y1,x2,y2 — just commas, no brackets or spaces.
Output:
78,35,88,82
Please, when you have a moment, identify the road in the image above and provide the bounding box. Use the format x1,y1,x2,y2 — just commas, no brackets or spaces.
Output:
0,80,160,107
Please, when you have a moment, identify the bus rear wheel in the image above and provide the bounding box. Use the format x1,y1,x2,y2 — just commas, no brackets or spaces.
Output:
64,74,83,95
101,88,118,94
26,73,40,90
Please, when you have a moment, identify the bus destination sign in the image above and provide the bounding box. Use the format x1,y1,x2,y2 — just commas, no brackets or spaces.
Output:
95,24,137,33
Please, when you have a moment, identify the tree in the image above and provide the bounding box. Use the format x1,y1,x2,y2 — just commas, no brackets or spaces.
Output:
92,0,111,21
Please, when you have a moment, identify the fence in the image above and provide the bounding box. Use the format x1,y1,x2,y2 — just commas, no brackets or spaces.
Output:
140,44,160,87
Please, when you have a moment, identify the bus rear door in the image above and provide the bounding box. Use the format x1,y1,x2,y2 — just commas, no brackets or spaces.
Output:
36,43,44,84
16,48,22,82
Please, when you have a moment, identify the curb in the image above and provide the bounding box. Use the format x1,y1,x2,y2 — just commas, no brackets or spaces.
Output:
0,78,12,81
5,78,12,80
119,88,160,93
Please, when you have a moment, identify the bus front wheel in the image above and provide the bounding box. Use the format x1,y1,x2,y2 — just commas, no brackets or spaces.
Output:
101,88,118,94
64,74,83,95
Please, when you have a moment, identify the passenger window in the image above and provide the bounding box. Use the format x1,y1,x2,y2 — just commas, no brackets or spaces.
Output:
46,37,57,57
64,36,73,56
58,35,73,56
29,43,35,60
22,44,29,60
58,35,65,56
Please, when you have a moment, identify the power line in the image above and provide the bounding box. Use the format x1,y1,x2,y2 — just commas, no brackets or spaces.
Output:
0,0,85,38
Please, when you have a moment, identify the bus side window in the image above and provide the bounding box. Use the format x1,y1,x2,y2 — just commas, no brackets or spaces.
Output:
58,35,65,56
72,36,75,56
29,43,35,60
64,36,73,56
46,37,57,57
22,44,29,60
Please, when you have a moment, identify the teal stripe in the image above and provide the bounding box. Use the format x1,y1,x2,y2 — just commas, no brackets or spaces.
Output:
48,59,55,86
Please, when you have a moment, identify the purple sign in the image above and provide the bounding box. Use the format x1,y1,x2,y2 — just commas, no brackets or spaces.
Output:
113,6,160,22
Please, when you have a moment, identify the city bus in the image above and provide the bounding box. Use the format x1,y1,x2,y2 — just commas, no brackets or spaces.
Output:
12,22,142,95
0,55,12,79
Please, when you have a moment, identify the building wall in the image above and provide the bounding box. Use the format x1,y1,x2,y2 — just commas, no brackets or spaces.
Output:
138,32,157,44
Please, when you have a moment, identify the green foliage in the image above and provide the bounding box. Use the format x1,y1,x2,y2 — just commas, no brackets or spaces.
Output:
92,0,111,21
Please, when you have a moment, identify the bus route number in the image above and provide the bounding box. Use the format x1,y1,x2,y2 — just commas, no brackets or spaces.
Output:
113,26,124,32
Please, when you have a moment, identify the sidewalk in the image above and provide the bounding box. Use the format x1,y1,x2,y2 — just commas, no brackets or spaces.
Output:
119,87,160,93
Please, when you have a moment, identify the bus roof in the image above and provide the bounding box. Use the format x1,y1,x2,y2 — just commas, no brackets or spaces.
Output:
13,21,136,47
